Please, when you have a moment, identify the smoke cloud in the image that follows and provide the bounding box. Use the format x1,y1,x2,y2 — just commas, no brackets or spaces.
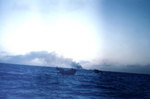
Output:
80,60,150,74
0,51,150,74
0,51,82,69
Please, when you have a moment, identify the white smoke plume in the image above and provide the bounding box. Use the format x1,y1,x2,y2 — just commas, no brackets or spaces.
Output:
0,51,82,69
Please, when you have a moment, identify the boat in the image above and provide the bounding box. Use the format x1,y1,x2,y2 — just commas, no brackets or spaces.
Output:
56,67,76,75
93,69,101,73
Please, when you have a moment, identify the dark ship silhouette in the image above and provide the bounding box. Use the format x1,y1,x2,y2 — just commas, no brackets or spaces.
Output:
93,69,101,73
56,67,76,75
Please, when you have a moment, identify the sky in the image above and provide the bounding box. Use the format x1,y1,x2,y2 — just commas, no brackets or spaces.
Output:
0,0,150,74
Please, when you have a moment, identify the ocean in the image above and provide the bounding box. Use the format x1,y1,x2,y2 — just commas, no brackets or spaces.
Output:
0,63,150,99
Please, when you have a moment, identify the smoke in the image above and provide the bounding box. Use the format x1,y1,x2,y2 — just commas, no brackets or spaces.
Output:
80,60,150,74
0,51,82,69
1,51,150,74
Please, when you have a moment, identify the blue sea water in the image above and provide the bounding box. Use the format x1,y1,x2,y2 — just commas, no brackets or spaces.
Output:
0,63,150,99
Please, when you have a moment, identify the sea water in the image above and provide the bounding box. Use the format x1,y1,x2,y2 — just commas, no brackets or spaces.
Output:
0,63,150,99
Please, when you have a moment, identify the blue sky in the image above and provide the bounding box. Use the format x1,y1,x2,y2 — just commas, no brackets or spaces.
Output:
0,0,150,74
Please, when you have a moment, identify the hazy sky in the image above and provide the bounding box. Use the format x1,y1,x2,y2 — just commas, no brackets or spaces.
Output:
0,0,150,74
0,0,101,61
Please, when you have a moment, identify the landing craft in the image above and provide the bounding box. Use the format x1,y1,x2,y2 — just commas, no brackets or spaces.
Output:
56,67,76,75
93,69,102,73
